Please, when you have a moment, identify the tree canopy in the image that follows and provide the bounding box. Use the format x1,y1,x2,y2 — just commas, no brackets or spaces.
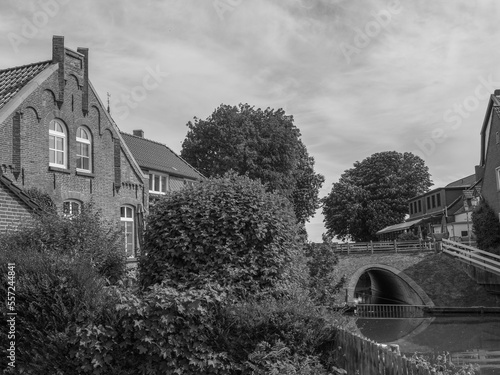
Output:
322,151,432,242
180,103,324,223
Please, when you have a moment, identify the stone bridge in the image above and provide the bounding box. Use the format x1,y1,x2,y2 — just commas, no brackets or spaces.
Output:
328,248,500,307
331,250,435,306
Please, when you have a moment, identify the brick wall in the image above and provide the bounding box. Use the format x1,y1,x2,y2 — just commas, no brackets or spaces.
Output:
0,45,146,231
482,109,500,217
0,183,35,232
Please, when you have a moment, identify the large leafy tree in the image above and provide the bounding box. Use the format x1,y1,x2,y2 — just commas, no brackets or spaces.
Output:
322,151,432,242
181,103,324,223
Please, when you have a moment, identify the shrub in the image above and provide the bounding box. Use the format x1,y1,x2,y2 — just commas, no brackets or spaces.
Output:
139,173,302,294
304,242,345,306
0,246,115,373
472,201,500,253
0,201,126,283
398,232,420,241
72,282,234,375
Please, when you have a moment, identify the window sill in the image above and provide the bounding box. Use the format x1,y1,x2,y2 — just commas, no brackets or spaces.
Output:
48,166,70,174
76,170,95,178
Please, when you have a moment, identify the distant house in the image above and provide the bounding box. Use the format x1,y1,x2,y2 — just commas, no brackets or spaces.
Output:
376,175,480,241
475,90,500,221
0,36,147,261
121,130,204,203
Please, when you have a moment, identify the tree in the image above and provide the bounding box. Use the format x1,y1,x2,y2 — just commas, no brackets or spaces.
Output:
180,103,324,223
322,151,432,242
139,173,302,294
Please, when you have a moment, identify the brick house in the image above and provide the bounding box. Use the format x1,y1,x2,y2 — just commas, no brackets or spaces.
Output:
0,36,147,261
377,175,480,240
475,90,500,220
121,130,204,202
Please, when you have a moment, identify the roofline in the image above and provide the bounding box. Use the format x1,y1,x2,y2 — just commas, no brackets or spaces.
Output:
87,82,147,183
479,95,495,166
120,132,206,180
0,59,52,73
0,62,57,125
408,185,469,202
0,171,42,213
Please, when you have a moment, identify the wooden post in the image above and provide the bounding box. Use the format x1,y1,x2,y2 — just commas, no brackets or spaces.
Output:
394,239,398,253
370,240,374,254
347,242,350,255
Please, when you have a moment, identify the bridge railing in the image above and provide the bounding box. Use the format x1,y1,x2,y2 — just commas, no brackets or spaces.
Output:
356,304,426,318
334,240,434,254
442,239,500,277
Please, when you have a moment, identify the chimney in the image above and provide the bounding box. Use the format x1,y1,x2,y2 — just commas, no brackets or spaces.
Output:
77,47,89,115
52,35,65,106
133,129,144,138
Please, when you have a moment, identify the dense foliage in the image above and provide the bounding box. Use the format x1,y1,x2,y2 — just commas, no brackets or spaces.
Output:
139,173,301,294
322,151,432,242
180,103,324,223
472,200,500,253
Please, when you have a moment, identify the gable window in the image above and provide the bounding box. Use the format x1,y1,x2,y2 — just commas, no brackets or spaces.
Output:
49,119,67,168
76,127,92,172
149,173,168,194
121,205,135,258
63,199,81,216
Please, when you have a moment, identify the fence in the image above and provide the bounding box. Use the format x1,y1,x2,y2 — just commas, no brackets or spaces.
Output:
356,304,425,318
334,328,434,374
442,239,500,277
334,240,434,254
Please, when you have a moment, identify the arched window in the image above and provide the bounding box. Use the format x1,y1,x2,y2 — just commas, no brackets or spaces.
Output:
49,119,67,168
76,126,92,172
63,199,81,216
120,205,135,258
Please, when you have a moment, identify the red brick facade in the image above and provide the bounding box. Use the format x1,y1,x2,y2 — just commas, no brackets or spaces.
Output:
0,36,147,258
0,181,35,232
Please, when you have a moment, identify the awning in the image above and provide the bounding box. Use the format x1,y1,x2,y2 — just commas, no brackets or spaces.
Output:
376,219,423,235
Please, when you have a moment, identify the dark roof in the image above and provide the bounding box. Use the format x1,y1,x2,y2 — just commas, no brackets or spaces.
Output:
0,172,42,212
0,60,52,110
121,132,204,180
445,174,476,188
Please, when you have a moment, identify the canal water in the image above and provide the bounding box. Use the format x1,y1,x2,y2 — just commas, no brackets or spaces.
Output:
357,315,500,374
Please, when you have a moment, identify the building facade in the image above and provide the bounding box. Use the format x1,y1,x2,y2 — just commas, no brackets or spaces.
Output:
0,36,147,260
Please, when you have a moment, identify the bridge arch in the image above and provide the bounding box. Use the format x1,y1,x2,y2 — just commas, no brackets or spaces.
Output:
347,264,434,306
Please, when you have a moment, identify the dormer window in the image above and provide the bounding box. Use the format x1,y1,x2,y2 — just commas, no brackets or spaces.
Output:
149,173,168,194
49,119,67,168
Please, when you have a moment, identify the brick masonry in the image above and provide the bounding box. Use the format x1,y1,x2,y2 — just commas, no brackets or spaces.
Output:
0,38,147,256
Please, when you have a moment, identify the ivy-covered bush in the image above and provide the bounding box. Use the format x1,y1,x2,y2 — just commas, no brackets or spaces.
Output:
1,201,126,283
472,201,500,253
72,282,234,375
139,173,302,294
0,246,114,373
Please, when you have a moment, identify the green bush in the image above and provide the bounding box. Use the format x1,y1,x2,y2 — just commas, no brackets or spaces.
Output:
139,173,302,294
72,282,234,375
1,201,126,283
0,247,114,373
472,201,500,253
397,231,420,241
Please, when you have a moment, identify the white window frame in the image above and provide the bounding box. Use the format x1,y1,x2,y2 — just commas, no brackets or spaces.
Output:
49,119,67,168
76,126,92,172
496,167,500,191
63,199,81,216
149,173,168,194
121,205,135,258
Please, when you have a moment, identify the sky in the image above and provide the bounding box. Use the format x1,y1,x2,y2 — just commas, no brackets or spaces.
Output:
0,0,498,242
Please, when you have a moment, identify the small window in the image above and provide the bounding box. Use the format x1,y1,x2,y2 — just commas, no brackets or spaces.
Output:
418,200,422,212
431,195,436,208
49,119,67,168
496,132,499,145
63,199,81,216
496,167,500,191
149,173,168,194
436,194,441,207
427,196,431,209
409,204,413,215
461,231,468,237
76,127,92,172
120,205,135,258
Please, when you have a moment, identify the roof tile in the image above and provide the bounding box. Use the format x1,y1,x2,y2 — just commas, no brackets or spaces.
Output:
0,60,52,110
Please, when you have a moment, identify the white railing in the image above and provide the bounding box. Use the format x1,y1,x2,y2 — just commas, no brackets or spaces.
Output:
442,239,500,277
335,240,434,254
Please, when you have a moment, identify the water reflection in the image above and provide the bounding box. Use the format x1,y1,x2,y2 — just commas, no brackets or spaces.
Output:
356,316,500,375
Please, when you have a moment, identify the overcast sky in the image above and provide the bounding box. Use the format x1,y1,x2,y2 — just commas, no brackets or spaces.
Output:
1,0,498,241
